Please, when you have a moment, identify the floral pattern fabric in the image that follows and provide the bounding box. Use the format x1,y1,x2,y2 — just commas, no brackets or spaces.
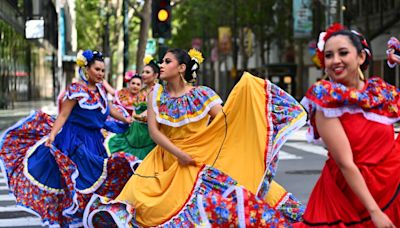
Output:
152,84,223,127
66,82,108,114
84,166,291,227
257,81,307,200
301,77,400,142
114,88,142,112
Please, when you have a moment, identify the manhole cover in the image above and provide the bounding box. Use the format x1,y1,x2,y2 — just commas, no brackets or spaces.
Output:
286,170,321,175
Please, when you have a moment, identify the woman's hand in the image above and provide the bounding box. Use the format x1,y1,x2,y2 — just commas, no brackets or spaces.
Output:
177,151,196,166
125,116,133,124
388,50,400,65
370,209,396,228
133,114,147,122
45,134,55,147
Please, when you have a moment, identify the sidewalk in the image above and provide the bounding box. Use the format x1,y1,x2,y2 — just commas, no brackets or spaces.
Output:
0,100,57,131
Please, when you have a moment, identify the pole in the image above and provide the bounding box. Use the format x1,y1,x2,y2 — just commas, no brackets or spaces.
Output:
232,0,238,77
104,0,110,58
339,0,343,24
123,0,129,75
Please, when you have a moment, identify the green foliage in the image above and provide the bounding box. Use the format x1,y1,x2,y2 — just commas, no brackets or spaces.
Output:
76,0,142,73
171,0,231,49
76,0,105,50
170,0,293,63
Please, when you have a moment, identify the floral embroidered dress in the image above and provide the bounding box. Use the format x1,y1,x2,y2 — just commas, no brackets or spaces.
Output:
114,88,142,116
296,77,400,227
105,87,156,159
84,72,307,227
0,82,138,227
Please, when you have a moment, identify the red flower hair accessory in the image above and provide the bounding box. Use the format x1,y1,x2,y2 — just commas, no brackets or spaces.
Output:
317,23,371,70
124,70,136,83
317,23,346,69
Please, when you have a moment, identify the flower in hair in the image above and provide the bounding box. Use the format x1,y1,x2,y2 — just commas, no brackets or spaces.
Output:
76,50,95,67
316,23,347,69
188,49,204,64
144,55,154,65
387,37,400,68
76,50,87,67
387,37,400,51
82,50,93,63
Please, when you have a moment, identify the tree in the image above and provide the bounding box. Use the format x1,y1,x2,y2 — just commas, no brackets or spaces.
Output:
128,0,152,73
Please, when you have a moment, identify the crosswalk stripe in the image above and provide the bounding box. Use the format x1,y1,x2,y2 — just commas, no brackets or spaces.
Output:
0,206,27,213
0,175,43,227
279,151,302,160
0,195,15,201
0,217,43,227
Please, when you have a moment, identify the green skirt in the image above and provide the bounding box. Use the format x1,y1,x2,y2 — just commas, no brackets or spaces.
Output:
105,121,156,160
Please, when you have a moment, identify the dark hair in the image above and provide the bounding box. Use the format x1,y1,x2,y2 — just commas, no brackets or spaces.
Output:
131,73,142,81
326,30,371,71
87,51,104,67
145,61,160,74
166,48,198,82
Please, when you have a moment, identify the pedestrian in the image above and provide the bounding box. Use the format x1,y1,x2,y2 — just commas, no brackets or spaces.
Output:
104,58,158,159
295,23,400,227
84,48,307,227
0,50,138,227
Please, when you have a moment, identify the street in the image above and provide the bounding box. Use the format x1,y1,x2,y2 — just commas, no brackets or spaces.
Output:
0,111,327,227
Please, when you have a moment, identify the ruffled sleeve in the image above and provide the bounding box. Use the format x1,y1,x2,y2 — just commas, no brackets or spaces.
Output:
268,82,307,160
255,79,307,200
301,77,400,142
152,84,223,127
65,82,108,114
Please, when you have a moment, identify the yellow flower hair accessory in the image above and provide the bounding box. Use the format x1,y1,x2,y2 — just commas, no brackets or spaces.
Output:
188,49,204,64
143,55,154,65
76,50,88,67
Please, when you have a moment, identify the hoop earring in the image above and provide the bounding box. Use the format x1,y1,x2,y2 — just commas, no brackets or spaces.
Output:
322,72,332,81
179,72,187,84
358,68,365,80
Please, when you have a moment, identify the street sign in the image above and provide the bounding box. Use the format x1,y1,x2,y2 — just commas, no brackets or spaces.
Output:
146,39,157,55
293,0,313,38
25,19,44,39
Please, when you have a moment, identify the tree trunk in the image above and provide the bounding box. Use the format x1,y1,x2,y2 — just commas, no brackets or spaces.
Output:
136,0,152,73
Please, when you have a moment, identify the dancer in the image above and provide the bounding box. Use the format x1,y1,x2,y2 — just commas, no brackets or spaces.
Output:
84,48,307,227
295,24,400,227
104,56,159,159
386,36,400,68
140,55,160,99
103,71,142,117
0,50,138,227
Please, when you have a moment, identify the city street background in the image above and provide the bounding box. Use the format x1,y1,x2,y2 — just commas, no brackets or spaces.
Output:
1,0,400,227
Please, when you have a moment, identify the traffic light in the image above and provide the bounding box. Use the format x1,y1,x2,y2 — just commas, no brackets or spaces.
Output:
152,0,171,39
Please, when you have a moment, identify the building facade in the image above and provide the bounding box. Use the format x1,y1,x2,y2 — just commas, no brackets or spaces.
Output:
0,0,76,109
